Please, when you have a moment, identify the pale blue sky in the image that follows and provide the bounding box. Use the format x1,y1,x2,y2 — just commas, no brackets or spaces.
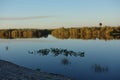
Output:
0,0,120,29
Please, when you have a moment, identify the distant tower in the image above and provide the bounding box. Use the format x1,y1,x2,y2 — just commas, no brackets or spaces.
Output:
99,23,102,27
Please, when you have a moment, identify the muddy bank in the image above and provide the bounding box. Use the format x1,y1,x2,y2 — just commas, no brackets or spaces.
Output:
0,60,73,80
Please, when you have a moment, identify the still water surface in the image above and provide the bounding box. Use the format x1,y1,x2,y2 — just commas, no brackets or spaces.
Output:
0,35,120,80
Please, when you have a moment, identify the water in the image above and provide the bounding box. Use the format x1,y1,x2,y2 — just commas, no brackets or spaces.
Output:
0,35,120,80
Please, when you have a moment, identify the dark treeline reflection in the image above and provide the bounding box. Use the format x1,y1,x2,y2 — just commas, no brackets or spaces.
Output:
52,26,120,40
28,48,85,57
92,64,108,73
0,29,51,39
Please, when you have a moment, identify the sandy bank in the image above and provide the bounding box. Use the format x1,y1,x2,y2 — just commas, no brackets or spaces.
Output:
0,60,73,80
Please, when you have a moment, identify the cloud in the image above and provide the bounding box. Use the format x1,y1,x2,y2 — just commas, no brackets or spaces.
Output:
0,16,53,20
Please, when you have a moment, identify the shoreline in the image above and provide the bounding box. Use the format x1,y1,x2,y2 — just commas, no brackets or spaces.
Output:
0,60,73,80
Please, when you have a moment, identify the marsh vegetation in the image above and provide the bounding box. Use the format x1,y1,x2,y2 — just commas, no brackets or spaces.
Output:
28,48,85,57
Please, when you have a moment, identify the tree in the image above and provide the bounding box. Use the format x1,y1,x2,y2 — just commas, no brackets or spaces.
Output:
99,23,102,27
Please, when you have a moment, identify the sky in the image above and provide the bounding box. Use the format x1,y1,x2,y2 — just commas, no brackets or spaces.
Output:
0,0,120,29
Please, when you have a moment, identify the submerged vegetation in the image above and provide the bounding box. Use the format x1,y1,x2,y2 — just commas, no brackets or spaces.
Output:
61,58,71,65
28,48,85,66
0,26,120,40
92,64,108,73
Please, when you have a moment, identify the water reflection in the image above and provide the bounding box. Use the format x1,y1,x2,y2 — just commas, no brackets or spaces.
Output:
61,58,71,65
0,35,119,80
92,64,108,73
5,46,8,51
28,48,85,57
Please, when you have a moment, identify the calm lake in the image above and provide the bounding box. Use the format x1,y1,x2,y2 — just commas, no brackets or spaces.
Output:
0,35,120,80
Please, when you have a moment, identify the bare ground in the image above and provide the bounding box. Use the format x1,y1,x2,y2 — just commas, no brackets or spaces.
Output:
0,60,73,80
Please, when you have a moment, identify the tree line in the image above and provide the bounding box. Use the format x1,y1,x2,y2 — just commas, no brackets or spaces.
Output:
0,26,120,40
0,29,52,39
52,26,120,40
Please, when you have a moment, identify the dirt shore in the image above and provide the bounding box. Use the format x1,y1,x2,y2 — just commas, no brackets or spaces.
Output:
0,60,73,80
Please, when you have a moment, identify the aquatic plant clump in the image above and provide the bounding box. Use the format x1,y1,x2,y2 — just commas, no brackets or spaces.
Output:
28,48,85,57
